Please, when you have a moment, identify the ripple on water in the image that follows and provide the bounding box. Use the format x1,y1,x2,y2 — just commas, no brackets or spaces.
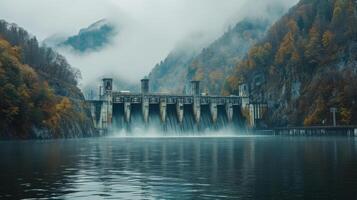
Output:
0,136,356,199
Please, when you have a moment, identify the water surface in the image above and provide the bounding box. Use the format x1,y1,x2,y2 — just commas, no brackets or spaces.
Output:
1,136,357,199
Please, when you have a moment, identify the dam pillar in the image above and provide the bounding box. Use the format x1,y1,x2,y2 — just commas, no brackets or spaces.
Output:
226,102,233,123
210,102,218,124
193,97,201,123
99,101,109,129
249,104,256,128
90,103,97,128
101,78,113,130
239,83,250,109
176,100,184,124
106,100,113,129
142,96,150,124
191,80,201,123
160,99,167,123
124,102,131,123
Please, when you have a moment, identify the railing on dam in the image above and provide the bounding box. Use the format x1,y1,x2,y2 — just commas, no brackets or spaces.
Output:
112,92,242,105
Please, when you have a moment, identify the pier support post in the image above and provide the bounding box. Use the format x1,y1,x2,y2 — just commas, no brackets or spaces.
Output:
193,97,201,123
226,103,233,123
142,96,149,124
210,102,218,124
124,102,131,123
160,99,167,123
176,100,184,124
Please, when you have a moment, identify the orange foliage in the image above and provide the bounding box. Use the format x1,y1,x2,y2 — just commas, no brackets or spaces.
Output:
322,31,333,48
276,32,295,64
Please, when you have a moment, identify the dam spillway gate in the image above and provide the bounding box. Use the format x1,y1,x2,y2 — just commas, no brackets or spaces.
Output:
86,78,266,134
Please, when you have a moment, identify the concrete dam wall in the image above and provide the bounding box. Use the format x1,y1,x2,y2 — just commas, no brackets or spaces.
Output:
87,78,267,134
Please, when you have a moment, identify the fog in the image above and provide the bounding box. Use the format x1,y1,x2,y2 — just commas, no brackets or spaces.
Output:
0,0,298,86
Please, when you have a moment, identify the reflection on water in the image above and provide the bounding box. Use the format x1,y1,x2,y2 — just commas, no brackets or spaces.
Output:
0,136,357,199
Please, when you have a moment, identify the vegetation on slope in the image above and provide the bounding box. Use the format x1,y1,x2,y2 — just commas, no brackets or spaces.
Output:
149,18,270,95
0,20,95,138
188,19,270,95
149,47,198,93
225,0,357,126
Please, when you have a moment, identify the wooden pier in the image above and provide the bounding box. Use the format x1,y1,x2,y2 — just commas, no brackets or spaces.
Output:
272,126,357,136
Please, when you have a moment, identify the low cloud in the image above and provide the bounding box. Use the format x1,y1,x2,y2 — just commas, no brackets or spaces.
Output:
0,0,298,86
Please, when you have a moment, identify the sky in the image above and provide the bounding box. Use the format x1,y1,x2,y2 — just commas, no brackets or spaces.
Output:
0,0,298,86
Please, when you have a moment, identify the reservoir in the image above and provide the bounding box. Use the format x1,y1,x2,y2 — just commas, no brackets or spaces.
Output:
1,135,357,199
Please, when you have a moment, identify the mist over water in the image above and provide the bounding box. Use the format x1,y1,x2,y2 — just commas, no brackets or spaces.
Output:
111,127,249,138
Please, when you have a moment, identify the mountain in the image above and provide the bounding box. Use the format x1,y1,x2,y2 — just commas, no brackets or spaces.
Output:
0,20,96,139
45,19,117,52
149,18,270,94
225,0,357,126
187,19,270,94
149,32,213,94
149,44,200,94
148,2,292,95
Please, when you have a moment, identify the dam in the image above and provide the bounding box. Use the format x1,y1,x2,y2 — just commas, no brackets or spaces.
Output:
86,78,267,134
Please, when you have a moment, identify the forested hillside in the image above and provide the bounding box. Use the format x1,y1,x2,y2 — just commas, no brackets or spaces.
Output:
188,19,269,94
149,46,198,93
149,19,270,94
0,20,96,139
149,2,292,95
225,0,357,126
